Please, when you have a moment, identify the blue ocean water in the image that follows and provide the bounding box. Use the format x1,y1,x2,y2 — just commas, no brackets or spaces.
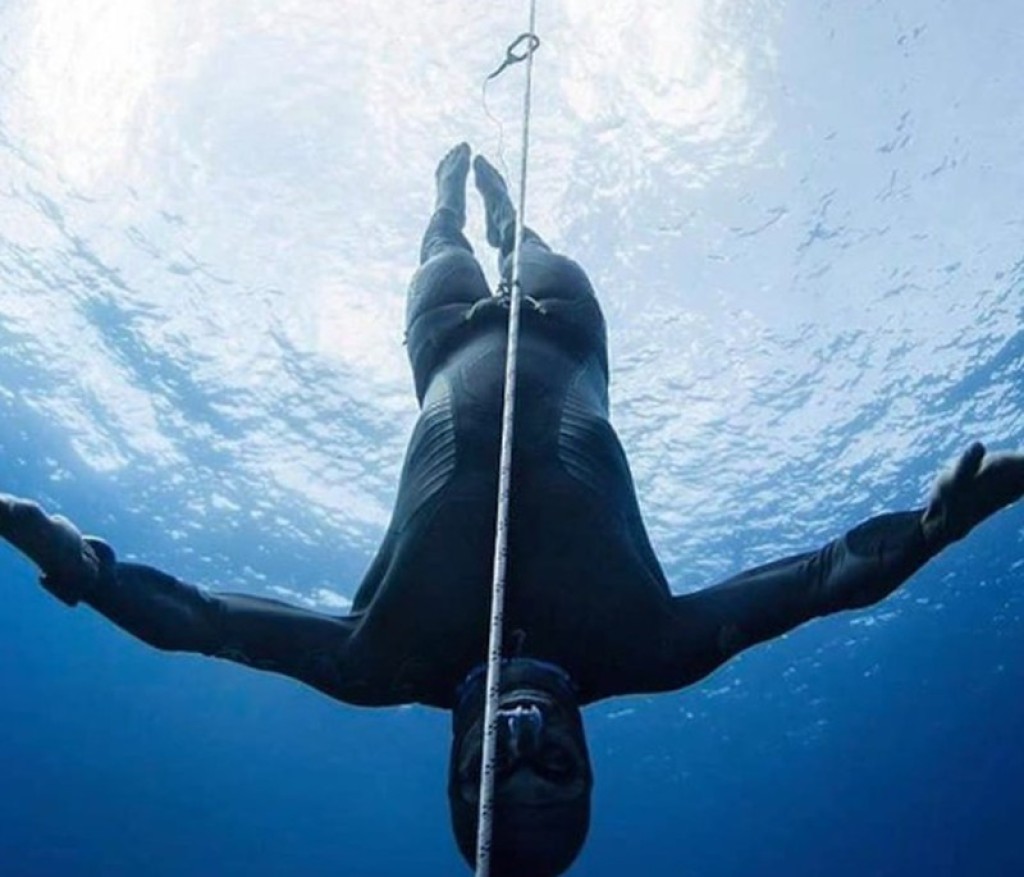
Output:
1,2,1022,875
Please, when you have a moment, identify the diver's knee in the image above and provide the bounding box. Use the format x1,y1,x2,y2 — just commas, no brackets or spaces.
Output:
518,254,596,304
408,251,489,325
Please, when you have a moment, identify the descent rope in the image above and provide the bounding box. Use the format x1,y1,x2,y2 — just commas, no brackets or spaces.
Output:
475,3,540,875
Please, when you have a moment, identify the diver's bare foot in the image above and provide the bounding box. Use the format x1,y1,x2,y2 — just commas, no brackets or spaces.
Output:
473,154,516,249
435,142,471,227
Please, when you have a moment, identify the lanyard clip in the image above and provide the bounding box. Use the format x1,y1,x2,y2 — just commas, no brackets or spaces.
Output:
487,32,541,81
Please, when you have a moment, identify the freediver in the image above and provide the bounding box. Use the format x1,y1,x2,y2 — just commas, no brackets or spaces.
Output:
2,142,1023,876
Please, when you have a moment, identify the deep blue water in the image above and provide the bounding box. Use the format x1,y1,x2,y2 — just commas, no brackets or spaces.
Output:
2,2,1023,875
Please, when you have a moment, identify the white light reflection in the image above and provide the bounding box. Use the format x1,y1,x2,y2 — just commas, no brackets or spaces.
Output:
11,0,168,188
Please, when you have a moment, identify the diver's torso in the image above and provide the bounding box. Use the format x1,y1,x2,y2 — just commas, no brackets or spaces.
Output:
346,318,677,708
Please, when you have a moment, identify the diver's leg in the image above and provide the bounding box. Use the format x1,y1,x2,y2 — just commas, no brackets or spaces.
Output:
407,144,491,402
473,154,607,368
473,154,598,302
419,142,474,263
473,154,551,268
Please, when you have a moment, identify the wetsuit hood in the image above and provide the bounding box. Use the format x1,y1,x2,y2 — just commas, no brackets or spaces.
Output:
448,658,592,876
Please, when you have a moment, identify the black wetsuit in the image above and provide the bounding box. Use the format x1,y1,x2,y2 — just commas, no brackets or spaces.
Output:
66,210,941,710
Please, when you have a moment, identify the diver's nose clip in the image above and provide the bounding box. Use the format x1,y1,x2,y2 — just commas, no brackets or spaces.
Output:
498,702,544,759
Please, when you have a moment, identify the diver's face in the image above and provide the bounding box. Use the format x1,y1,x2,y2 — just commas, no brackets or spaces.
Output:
453,686,591,807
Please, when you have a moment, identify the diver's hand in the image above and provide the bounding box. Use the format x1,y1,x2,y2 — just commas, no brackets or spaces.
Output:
921,442,1024,547
464,293,547,322
0,494,101,601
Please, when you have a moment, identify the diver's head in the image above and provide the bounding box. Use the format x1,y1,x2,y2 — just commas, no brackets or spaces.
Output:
448,658,592,877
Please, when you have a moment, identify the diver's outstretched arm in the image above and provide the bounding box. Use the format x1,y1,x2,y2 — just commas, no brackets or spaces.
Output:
666,443,1024,687
0,494,367,704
